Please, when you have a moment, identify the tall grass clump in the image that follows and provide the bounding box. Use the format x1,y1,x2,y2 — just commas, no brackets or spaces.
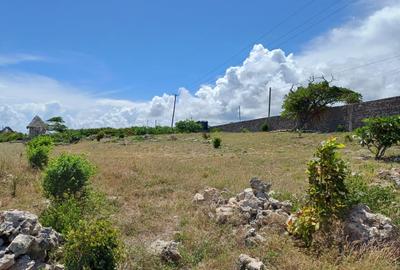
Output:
26,135,54,169
43,153,95,200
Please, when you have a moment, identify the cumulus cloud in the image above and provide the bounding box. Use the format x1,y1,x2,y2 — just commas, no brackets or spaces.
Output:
1,1,400,132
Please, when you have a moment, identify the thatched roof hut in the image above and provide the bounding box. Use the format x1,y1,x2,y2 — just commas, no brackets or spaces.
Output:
27,115,47,137
0,127,14,133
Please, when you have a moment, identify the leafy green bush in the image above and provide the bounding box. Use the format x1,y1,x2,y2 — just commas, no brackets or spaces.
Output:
26,136,54,169
40,197,83,234
40,191,114,234
307,138,349,220
240,128,250,133
287,206,319,247
261,122,269,132
96,131,105,142
355,115,400,159
43,154,95,200
288,138,349,246
175,120,202,133
0,132,26,142
64,219,123,270
212,137,221,149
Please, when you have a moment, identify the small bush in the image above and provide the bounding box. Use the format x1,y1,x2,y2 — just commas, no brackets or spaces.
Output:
64,219,123,270
261,122,269,132
175,120,202,133
96,131,105,142
240,128,250,133
355,115,400,159
287,138,349,246
287,206,319,247
212,137,221,149
43,154,95,200
40,197,83,234
26,136,54,169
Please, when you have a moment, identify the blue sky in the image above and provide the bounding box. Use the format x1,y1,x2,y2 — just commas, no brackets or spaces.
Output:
1,0,400,131
0,0,355,100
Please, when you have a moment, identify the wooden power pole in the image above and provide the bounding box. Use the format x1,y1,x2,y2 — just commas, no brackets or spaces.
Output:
268,87,272,118
238,106,241,121
171,94,178,128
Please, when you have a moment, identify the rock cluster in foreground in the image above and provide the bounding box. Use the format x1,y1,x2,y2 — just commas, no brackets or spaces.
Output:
149,239,182,263
0,210,63,270
237,254,265,270
344,204,396,245
195,177,397,247
194,178,292,230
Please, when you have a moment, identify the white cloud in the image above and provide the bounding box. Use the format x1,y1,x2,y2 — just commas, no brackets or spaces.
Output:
1,1,400,132
0,54,45,66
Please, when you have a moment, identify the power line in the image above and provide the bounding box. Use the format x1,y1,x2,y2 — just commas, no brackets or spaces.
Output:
333,54,400,74
271,1,353,49
187,0,318,89
194,0,351,88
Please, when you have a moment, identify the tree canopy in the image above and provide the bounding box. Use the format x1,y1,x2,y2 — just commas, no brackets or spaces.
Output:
47,116,68,133
281,79,362,129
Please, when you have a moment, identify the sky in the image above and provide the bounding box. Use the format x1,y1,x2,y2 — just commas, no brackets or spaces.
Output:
1,0,400,131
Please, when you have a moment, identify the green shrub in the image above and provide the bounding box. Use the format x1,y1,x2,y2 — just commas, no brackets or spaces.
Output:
261,122,269,132
240,128,250,133
355,115,400,159
26,136,54,169
40,197,83,234
288,138,349,246
212,137,221,149
287,206,319,247
0,132,26,142
40,191,114,234
64,219,123,270
175,120,202,133
307,138,349,220
43,154,95,200
96,131,105,142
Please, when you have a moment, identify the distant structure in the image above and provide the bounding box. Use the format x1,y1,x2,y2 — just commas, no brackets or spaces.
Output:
27,116,47,137
0,126,14,133
197,121,209,131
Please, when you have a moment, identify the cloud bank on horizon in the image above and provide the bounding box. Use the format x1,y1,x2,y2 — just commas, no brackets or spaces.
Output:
1,1,400,132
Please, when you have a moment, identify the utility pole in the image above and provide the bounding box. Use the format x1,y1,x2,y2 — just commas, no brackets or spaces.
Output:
238,106,241,121
268,87,272,118
171,94,178,128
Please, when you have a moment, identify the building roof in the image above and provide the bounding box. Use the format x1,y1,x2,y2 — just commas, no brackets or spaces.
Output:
0,126,14,133
27,115,47,129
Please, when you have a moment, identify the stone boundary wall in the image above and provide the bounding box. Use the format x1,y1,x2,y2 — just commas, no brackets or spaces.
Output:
212,96,400,132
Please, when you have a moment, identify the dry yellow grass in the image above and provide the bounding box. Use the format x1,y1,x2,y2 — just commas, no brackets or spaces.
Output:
0,132,399,269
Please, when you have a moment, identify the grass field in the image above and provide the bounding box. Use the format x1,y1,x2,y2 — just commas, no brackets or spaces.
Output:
0,132,399,269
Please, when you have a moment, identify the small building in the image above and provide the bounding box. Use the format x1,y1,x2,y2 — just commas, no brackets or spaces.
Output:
27,116,47,137
0,126,14,133
197,121,209,131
